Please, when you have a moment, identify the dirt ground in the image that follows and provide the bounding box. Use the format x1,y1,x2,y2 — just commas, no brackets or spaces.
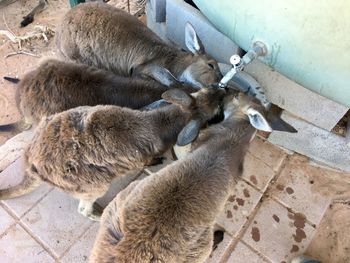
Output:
0,1,349,262
305,161,350,263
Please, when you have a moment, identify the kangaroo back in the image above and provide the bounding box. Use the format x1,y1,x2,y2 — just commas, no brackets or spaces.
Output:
57,3,165,76
57,3,222,88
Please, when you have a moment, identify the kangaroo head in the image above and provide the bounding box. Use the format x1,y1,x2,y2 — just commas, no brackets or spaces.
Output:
142,64,196,91
223,91,298,133
178,23,222,88
162,86,226,146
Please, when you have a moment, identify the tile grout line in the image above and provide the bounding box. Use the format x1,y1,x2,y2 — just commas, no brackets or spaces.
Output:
0,157,19,173
0,201,59,260
240,239,273,263
240,175,270,195
218,199,265,263
19,218,60,260
0,186,55,222
0,202,18,239
259,154,325,229
59,169,146,260
217,154,290,263
58,221,95,260
267,195,321,229
22,186,55,218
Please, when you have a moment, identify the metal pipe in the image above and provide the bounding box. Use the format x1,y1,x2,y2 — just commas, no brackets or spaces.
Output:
219,41,267,89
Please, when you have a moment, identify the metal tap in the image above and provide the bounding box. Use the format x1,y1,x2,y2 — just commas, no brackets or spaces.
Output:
218,41,267,88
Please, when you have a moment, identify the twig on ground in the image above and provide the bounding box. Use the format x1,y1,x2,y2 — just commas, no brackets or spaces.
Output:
5,50,40,58
2,13,16,36
332,198,350,206
0,25,54,51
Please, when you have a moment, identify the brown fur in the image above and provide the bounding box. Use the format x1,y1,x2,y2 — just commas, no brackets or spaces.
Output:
1,59,196,133
90,92,297,262
0,87,225,221
56,3,222,88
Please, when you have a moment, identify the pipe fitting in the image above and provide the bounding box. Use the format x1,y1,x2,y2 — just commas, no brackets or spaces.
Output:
242,41,268,65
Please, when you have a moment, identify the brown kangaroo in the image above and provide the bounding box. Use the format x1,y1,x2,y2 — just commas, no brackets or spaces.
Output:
90,91,297,263
0,87,226,221
56,2,222,89
0,58,196,134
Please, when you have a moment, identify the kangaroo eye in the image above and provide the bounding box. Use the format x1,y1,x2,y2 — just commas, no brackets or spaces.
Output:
208,63,214,69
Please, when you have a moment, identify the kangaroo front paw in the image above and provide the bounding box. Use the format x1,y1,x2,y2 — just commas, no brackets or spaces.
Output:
78,200,103,221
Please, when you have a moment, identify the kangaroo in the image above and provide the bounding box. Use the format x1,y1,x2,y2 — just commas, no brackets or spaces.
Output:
89,91,297,263
56,2,222,89
0,87,225,221
0,58,196,134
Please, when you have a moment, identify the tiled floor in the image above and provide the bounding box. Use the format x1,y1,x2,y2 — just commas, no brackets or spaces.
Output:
0,133,343,263
0,1,348,262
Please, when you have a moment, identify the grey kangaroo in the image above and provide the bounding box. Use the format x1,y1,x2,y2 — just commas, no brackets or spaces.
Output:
56,2,222,88
1,58,196,133
90,90,297,263
0,87,226,221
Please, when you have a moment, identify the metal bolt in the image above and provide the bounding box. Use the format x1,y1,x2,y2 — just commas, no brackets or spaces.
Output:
230,55,241,66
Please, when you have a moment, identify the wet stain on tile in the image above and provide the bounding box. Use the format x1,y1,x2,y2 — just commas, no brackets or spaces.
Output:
293,228,306,243
226,210,233,219
290,244,299,253
272,214,280,223
276,184,285,191
287,212,294,220
251,227,260,242
228,195,235,202
286,187,294,195
293,213,306,229
250,175,258,185
243,188,250,198
236,198,245,206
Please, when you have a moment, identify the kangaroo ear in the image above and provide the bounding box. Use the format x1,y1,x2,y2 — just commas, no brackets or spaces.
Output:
267,114,298,133
146,65,180,87
161,89,194,108
185,22,204,55
265,105,298,133
177,119,201,146
246,108,273,132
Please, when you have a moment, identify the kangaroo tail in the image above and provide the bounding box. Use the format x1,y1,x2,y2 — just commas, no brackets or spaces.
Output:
4,76,20,84
0,120,31,133
0,174,41,199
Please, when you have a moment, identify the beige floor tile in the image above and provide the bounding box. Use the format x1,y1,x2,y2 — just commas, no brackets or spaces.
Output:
205,231,233,263
248,137,287,172
242,198,315,263
270,156,331,225
0,130,34,171
226,242,269,263
61,223,99,263
0,157,25,188
0,224,55,263
216,181,262,236
0,157,53,217
242,153,276,192
0,205,15,235
2,185,53,218
21,189,93,257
